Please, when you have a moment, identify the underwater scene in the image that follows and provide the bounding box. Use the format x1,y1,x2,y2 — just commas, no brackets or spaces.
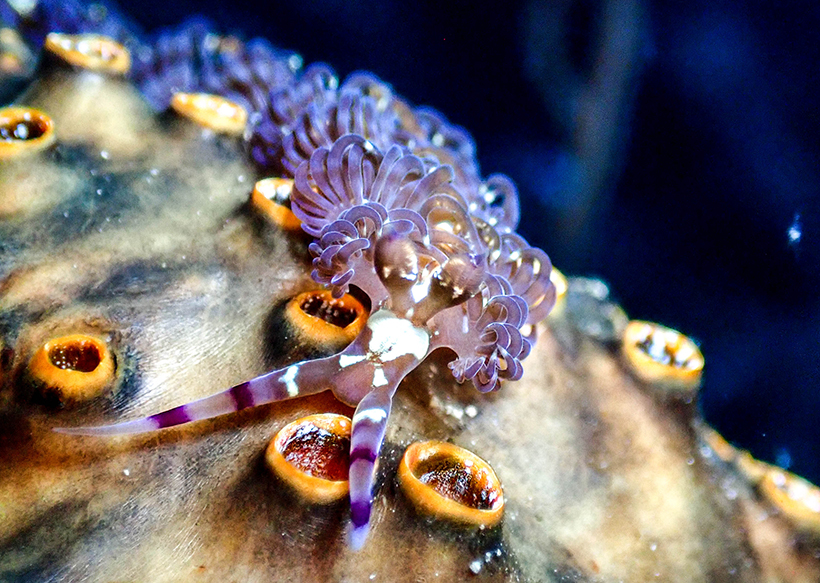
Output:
0,0,819,581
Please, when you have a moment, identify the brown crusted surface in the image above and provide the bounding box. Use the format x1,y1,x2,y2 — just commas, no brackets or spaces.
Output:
0,53,819,583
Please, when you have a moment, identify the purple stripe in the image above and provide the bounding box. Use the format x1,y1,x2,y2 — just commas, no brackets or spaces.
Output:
229,382,256,411
350,446,377,464
350,501,371,527
149,406,192,428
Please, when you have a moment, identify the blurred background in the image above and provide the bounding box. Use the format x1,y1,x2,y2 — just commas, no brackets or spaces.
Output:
16,0,820,482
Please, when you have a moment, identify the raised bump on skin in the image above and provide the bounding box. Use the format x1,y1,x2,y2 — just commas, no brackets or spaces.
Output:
44,33,131,75
0,107,55,160
265,413,352,504
170,92,248,135
28,334,116,405
398,440,504,528
621,320,704,394
251,177,303,231
548,267,568,316
701,426,739,464
759,465,820,535
285,289,368,351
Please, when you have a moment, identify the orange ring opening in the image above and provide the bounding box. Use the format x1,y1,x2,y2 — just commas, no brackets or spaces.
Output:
759,467,820,534
622,320,704,391
170,92,248,135
0,107,55,160
285,290,367,349
265,413,352,504
44,33,130,74
251,177,303,231
28,334,115,403
398,441,504,527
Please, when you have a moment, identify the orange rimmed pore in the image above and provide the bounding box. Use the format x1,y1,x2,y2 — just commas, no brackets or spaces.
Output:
285,290,367,348
701,426,738,464
398,441,504,527
265,413,352,504
622,320,704,391
250,177,302,231
44,33,131,74
759,467,820,534
0,107,55,159
170,92,248,135
28,334,115,403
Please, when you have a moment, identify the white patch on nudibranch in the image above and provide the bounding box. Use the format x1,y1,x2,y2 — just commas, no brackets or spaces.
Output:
410,277,432,304
353,408,388,425
340,354,367,368
366,309,430,362
283,365,300,397
372,367,388,387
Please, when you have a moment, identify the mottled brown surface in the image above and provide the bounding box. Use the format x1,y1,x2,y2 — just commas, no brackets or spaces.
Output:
1,61,819,582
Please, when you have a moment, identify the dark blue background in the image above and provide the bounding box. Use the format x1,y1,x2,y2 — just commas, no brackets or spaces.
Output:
121,0,820,483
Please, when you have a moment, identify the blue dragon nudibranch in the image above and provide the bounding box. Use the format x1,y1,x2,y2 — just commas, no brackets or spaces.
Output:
35,2,557,549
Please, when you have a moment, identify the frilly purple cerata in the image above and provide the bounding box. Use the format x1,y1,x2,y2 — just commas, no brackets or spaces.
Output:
31,2,557,550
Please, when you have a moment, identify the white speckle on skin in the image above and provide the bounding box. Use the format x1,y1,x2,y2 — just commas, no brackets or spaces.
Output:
283,365,299,397
366,309,429,362
353,408,388,425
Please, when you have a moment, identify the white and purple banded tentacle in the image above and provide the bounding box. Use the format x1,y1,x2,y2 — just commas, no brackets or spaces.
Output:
348,385,394,550
54,355,343,436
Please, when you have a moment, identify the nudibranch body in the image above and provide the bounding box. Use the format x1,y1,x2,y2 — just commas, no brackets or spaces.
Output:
41,7,556,548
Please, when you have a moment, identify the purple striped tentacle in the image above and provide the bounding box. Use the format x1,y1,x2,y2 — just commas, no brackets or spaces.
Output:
55,354,343,436
348,386,394,550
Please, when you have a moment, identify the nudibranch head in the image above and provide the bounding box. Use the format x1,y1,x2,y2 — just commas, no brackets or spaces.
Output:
398,441,505,528
287,131,555,391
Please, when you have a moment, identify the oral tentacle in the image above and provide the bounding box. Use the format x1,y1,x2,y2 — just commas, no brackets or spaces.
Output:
348,385,394,550
54,354,343,436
